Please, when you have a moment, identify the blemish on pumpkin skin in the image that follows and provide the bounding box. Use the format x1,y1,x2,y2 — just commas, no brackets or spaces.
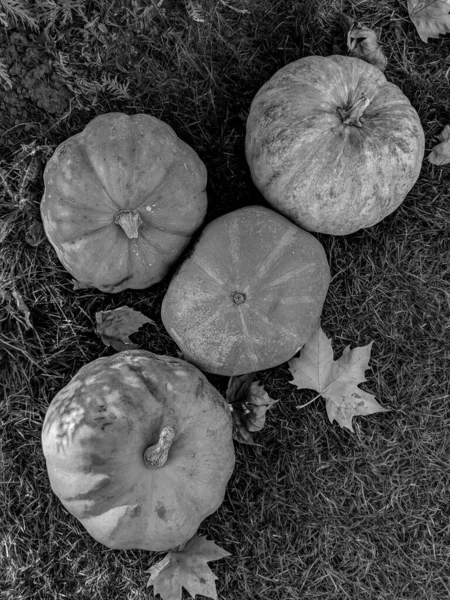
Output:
156,502,168,521
128,505,141,518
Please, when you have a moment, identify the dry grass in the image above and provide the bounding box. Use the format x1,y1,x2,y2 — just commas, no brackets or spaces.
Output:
1,0,450,599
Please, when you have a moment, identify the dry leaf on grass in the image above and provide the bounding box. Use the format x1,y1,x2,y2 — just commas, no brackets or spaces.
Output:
288,328,389,432
72,280,93,290
347,23,388,71
147,535,230,600
407,0,450,42
25,219,46,246
427,125,450,165
11,290,33,329
95,306,155,351
226,373,278,445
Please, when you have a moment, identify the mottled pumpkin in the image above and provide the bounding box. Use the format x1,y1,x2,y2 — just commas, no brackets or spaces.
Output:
245,55,425,235
41,350,235,551
41,113,207,292
161,205,330,376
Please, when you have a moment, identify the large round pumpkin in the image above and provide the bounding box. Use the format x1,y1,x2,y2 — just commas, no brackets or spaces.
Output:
41,350,235,551
161,205,330,376
41,113,207,292
245,55,425,235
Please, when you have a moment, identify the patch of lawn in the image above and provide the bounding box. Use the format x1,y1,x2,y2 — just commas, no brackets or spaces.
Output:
1,1,449,599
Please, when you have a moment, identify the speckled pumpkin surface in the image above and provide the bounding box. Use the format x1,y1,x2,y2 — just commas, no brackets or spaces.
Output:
245,55,425,235
161,205,330,376
41,113,207,292
41,350,235,552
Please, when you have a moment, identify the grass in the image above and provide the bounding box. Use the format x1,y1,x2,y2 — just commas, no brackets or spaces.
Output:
1,0,450,598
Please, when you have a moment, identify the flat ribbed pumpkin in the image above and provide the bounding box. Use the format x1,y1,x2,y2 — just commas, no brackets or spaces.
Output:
41,113,207,292
245,55,425,235
161,205,330,376
41,350,235,552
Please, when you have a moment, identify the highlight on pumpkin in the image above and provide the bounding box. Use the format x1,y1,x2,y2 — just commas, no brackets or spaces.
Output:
41,350,235,553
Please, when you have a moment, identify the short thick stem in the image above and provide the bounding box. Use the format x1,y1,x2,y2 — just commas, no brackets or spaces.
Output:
114,209,142,239
338,95,371,127
232,292,246,305
144,426,175,468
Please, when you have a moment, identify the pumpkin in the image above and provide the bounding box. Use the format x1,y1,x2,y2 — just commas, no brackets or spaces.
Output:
245,55,425,235
41,350,235,551
161,205,330,376
41,113,207,292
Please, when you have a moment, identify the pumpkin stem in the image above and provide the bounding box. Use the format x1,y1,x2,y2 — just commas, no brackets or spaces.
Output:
144,426,175,468
232,292,246,305
114,210,142,239
339,95,371,127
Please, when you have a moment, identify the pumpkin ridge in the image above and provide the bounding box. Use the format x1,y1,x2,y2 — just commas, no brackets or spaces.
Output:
248,226,298,283
76,144,123,210
55,222,115,244
192,255,226,286
244,303,306,342
261,264,317,289
123,361,170,406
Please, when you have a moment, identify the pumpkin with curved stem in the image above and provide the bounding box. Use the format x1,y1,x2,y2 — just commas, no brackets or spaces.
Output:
245,55,425,235
41,350,235,552
41,112,207,292
161,205,330,376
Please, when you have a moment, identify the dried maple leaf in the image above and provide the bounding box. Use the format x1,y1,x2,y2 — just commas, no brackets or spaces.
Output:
427,125,450,165
347,22,388,71
288,328,389,432
226,373,278,445
147,535,231,600
95,306,155,351
407,0,450,42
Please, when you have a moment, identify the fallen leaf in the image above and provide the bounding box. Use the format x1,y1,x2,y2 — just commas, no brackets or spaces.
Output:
147,535,231,600
347,22,388,71
95,306,155,351
407,0,450,42
288,328,389,432
72,280,93,290
0,213,16,244
12,290,33,329
427,125,450,165
226,373,278,444
186,0,206,22
25,219,46,246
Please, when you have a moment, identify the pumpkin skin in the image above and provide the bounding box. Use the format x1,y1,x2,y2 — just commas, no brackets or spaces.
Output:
41,350,235,552
161,205,330,376
245,55,425,235
41,113,207,292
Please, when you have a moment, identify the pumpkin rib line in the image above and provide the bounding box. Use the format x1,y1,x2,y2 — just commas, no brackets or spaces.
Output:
77,144,122,211
59,223,115,244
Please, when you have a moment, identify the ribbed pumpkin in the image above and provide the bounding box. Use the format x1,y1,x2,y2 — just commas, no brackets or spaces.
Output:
41,113,207,292
245,55,425,235
41,350,235,551
161,205,330,376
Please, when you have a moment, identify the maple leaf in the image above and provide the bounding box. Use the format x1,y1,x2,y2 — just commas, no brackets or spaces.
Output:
427,125,450,165
226,373,278,445
407,0,450,42
95,306,155,351
147,535,231,600
288,328,389,432
347,22,388,72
